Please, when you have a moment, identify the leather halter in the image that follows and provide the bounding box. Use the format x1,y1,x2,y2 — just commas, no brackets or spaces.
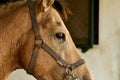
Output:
26,0,85,80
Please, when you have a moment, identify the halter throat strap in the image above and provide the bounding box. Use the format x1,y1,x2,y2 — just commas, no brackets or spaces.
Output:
26,0,85,79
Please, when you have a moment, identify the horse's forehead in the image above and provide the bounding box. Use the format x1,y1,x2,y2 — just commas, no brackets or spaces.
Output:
46,8,63,22
40,8,65,29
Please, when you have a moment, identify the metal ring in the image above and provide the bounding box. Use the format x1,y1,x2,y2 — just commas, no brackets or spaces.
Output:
34,39,44,48
65,65,73,74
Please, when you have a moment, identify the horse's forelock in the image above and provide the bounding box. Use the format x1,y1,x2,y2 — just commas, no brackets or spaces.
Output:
52,0,71,20
0,0,23,5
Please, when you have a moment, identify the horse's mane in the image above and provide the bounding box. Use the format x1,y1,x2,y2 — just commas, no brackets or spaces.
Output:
0,0,23,5
53,0,70,20
0,0,70,20
0,1,25,17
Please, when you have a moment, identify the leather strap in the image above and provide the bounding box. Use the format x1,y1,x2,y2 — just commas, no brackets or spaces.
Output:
27,43,41,74
27,0,41,40
41,43,85,69
27,1,43,80
41,43,68,67
71,59,85,70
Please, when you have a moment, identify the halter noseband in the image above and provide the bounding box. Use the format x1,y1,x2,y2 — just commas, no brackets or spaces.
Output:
26,0,85,80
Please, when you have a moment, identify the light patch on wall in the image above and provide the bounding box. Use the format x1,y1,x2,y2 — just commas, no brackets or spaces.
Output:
7,69,35,80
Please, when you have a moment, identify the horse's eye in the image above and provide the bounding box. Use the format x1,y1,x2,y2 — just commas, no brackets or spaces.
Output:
55,32,65,41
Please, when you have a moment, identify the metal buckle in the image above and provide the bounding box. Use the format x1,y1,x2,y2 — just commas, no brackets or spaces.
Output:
64,65,80,80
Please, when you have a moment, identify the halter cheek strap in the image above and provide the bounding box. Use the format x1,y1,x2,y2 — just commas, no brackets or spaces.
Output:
27,0,85,80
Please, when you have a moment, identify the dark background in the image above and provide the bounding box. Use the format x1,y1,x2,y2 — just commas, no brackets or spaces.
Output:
65,0,99,52
65,0,90,45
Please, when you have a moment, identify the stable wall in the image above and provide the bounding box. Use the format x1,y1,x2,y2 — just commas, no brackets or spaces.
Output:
7,0,120,80
81,0,120,80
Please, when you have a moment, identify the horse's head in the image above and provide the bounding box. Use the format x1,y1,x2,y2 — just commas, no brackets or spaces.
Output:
19,0,93,80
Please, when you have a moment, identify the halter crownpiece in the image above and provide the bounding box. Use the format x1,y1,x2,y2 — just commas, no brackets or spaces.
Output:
27,0,85,80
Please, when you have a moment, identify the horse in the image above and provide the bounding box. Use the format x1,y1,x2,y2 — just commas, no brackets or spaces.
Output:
0,0,93,80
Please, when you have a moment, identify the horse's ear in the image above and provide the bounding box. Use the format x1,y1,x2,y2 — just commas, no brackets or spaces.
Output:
39,0,55,12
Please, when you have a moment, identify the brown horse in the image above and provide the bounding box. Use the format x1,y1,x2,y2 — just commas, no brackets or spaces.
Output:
0,0,93,80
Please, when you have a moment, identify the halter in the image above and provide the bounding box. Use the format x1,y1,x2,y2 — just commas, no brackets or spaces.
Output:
26,0,85,80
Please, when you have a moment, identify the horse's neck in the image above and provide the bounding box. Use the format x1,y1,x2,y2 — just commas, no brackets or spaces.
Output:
0,1,26,17
0,3,32,80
